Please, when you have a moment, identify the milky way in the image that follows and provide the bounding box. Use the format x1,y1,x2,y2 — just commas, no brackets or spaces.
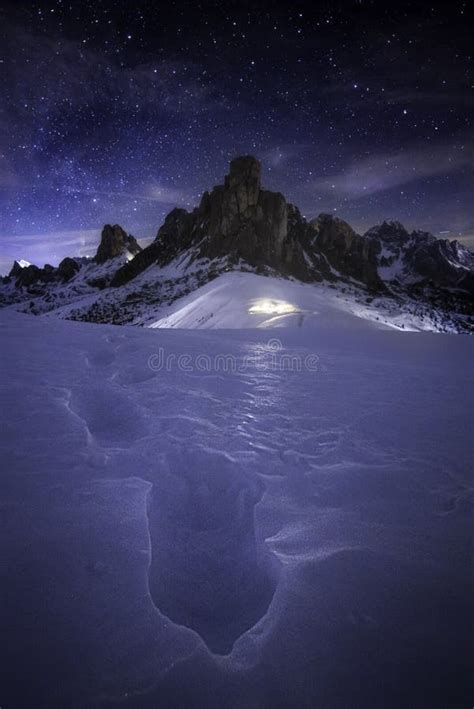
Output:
1,0,473,271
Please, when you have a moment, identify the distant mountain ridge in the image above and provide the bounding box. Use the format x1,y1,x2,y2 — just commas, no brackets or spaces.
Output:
109,155,474,295
1,155,473,332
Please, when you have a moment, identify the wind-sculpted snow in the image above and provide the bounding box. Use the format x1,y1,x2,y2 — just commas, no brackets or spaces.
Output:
147,450,278,654
0,311,472,707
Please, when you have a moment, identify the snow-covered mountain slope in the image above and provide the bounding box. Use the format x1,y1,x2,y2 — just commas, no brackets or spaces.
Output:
4,259,471,333
145,271,447,331
2,156,473,333
1,310,472,707
0,252,132,311
367,220,474,289
148,271,370,330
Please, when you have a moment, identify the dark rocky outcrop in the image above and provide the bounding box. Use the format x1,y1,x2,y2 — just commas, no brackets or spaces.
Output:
8,261,28,279
95,224,142,264
14,264,46,288
112,156,320,286
365,221,474,293
198,156,289,268
2,156,473,328
412,239,474,292
7,257,81,288
311,214,383,289
110,156,474,305
364,220,412,244
57,257,80,282
110,240,164,287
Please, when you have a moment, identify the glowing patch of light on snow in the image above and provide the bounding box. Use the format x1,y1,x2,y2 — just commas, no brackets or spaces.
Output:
17,260,30,268
248,299,298,315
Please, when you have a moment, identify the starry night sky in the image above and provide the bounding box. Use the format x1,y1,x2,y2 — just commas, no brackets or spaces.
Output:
1,0,473,272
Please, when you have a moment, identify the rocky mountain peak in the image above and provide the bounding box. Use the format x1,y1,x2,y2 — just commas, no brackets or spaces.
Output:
95,224,142,264
309,213,382,288
311,213,357,243
364,221,410,243
1,154,473,332
199,155,289,265
69,154,473,322
57,257,80,281
224,155,262,210
228,154,261,181
8,260,30,279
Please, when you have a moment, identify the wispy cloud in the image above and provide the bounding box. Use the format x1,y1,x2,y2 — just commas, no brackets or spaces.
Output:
65,183,192,205
314,143,473,198
145,182,193,204
0,225,156,273
456,232,474,250
259,144,311,169
0,229,101,273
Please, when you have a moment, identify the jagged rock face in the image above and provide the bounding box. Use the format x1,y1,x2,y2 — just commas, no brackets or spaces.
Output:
8,257,80,288
365,221,474,294
311,214,382,289
1,154,473,331
156,208,196,261
409,238,474,291
224,155,261,215
10,262,58,288
197,156,290,269
113,155,316,287
14,264,44,287
95,224,142,264
57,257,80,282
285,204,327,282
110,241,161,287
114,158,370,289
364,220,413,245
110,157,474,302
110,209,193,287
9,261,27,279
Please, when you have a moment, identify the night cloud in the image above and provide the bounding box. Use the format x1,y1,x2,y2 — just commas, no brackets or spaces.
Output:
0,1,472,265
314,142,473,198
65,184,193,206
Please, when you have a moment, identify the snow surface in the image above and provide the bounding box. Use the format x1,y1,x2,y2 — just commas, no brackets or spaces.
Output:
147,272,393,330
3,257,471,333
377,250,405,282
0,310,473,707
144,271,451,332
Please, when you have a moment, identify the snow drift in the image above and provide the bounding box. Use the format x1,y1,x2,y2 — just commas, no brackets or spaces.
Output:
0,309,472,707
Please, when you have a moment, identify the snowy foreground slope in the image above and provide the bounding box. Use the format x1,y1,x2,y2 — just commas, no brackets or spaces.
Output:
143,271,443,331
36,269,465,333
1,311,473,707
